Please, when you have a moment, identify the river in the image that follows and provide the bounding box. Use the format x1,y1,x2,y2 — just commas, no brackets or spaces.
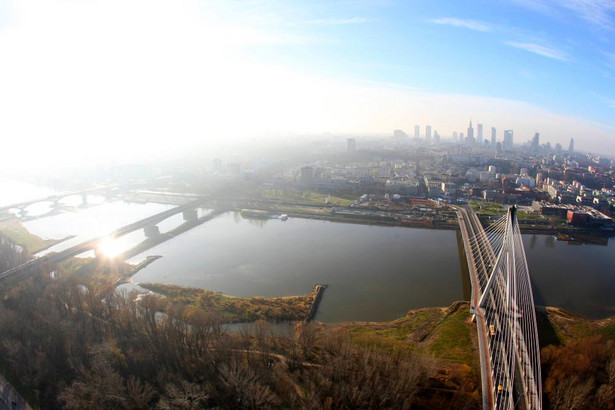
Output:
7,198,615,321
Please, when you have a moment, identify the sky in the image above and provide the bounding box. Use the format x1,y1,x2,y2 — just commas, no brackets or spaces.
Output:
0,0,614,170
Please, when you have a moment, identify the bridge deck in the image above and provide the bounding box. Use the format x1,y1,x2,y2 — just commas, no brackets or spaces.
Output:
0,196,212,281
456,205,542,410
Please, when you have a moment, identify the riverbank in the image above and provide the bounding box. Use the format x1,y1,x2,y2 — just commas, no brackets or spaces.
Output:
138,282,327,323
0,220,69,253
338,301,615,355
223,197,614,238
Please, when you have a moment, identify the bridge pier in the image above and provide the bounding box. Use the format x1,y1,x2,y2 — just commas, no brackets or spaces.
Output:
81,193,88,207
144,225,160,238
182,209,198,222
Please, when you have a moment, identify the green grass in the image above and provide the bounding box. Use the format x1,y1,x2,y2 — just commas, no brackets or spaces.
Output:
470,202,507,216
599,321,615,340
0,220,57,253
517,212,543,220
427,308,475,364
348,309,443,339
262,189,355,206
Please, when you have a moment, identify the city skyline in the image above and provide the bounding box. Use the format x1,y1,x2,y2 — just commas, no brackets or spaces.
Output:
0,0,614,171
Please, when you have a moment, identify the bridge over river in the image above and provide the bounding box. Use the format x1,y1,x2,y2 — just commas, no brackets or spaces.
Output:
457,205,542,410
0,196,215,282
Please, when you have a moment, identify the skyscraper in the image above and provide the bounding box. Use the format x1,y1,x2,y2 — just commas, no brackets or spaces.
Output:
425,125,432,143
414,125,420,139
491,127,496,146
477,123,483,144
531,133,540,152
434,130,440,144
453,131,458,142
503,130,513,150
467,120,474,144
568,138,574,153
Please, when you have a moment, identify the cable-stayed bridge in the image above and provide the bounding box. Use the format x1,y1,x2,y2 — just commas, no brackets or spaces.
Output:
457,205,542,410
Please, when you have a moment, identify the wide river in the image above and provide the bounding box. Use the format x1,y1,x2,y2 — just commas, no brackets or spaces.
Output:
14,197,615,322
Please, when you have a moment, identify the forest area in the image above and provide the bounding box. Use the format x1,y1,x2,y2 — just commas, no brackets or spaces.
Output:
0,233,614,409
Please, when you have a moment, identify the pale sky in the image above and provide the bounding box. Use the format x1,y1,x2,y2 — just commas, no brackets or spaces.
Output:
1,0,614,171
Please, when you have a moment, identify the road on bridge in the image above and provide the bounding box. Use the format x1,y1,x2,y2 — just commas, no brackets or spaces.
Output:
0,196,212,281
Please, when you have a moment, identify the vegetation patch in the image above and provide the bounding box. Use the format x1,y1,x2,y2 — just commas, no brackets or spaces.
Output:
470,201,507,216
262,189,355,206
426,306,475,364
140,283,314,323
0,220,57,253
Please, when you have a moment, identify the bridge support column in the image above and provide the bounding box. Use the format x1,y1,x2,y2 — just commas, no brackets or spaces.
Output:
144,225,160,238
182,209,198,222
82,194,88,207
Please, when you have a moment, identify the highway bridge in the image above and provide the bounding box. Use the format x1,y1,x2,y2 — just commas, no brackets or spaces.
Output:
0,197,212,281
457,205,542,410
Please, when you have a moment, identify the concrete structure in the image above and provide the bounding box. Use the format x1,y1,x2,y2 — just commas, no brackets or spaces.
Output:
467,120,475,144
568,138,575,153
441,182,457,195
491,127,496,146
503,130,514,150
1,197,216,282
414,125,420,139
433,130,440,144
477,123,483,144
531,132,540,152
425,125,432,143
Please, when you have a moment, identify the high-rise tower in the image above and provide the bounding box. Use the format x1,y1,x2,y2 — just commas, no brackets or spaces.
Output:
491,127,496,146
504,130,513,150
425,125,432,143
531,133,540,152
568,138,574,153
477,123,483,144
467,120,475,144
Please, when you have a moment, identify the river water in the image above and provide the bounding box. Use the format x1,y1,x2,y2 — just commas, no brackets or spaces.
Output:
7,198,615,321
129,213,465,322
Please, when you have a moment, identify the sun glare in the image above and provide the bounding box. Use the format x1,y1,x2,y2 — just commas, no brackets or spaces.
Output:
98,237,123,258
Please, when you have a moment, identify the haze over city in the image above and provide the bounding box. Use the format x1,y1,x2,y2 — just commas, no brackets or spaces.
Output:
1,1,615,409
1,0,614,171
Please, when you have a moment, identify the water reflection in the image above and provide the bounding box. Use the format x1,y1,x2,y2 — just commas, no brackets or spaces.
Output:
524,235,615,318
0,180,56,207
130,212,464,322
23,201,55,217
25,201,175,257
530,234,537,250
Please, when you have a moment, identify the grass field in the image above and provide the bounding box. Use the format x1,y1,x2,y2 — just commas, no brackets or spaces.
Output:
0,220,57,253
140,283,315,323
262,189,355,206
